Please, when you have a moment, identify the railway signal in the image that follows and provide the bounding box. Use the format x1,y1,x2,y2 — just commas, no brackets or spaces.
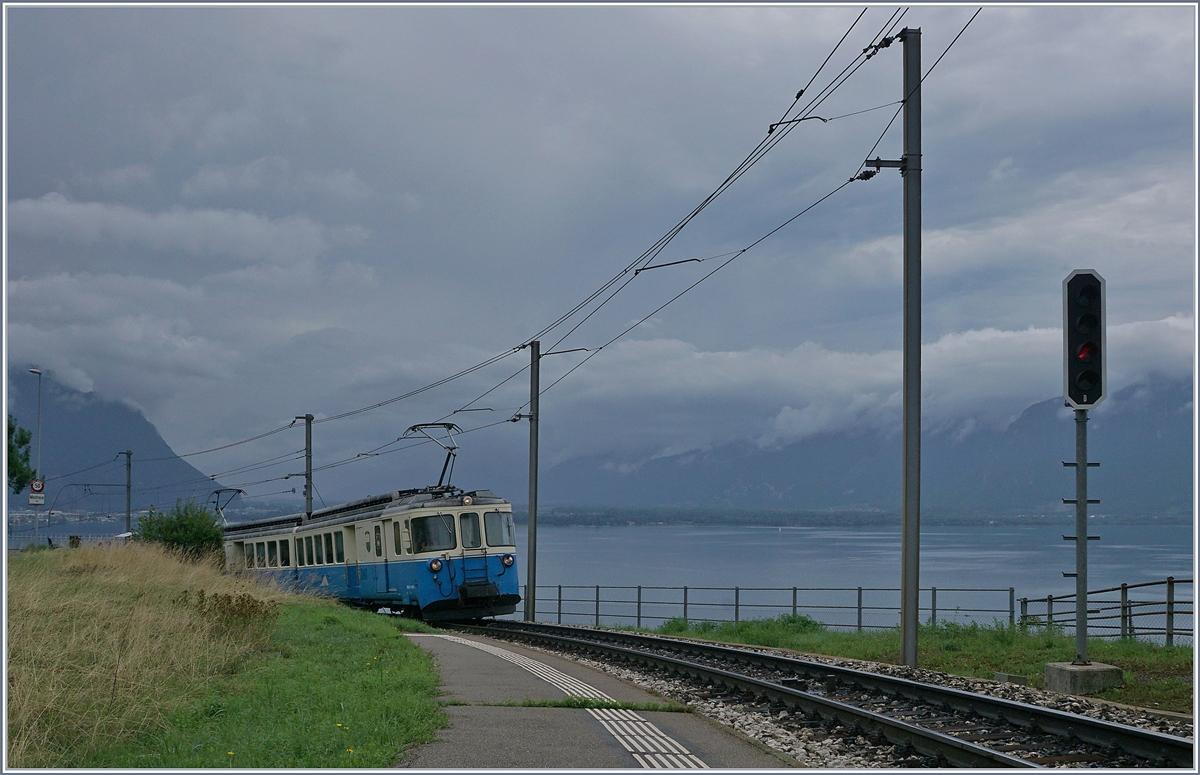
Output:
1063,270,1105,408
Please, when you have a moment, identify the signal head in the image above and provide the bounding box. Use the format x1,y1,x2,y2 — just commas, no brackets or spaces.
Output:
1063,270,1106,408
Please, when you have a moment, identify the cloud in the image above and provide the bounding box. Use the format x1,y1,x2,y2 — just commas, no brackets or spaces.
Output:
9,193,330,266
181,156,371,201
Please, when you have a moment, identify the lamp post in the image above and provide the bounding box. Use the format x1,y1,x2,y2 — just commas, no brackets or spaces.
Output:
28,368,43,541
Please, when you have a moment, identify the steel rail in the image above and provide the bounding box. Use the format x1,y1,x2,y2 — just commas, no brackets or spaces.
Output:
472,620,1193,768
452,622,1039,768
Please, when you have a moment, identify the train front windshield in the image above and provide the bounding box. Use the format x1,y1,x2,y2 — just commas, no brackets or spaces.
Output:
484,511,515,547
411,514,456,553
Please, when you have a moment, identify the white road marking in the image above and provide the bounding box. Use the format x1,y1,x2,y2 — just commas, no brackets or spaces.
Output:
411,633,709,769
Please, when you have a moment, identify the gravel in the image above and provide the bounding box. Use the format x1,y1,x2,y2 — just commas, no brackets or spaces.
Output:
503,631,1192,768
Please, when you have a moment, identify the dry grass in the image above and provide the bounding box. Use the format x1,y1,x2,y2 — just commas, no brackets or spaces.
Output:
7,542,307,768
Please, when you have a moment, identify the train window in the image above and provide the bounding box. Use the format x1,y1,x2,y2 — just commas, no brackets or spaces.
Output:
315,534,324,565
324,534,334,564
244,543,254,569
374,525,382,557
334,531,344,563
280,539,290,567
256,543,267,567
393,522,403,556
410,515,455,553
305,536,315,566
460,513,481,549
268,541,279,567
485,511,516,547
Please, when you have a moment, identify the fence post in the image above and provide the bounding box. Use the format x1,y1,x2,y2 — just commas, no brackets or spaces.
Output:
1020,597,1028,628
595,585,600,627
931,587,937,625
1120,583,1128,638
792,586,798,616
857,587,863,632
1166,576,1175,647
683,586,688,624
1046,595,1054,632
637,585,642,629
1009,588,1015,627
558,585,562,624
734,587,740,623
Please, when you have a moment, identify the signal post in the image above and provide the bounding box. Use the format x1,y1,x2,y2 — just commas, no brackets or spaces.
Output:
1045,269,1121,695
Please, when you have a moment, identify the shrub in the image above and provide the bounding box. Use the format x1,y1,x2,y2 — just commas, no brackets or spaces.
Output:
133,500,223,560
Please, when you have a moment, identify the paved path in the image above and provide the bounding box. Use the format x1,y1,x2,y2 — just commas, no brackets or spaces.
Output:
396,632,791,769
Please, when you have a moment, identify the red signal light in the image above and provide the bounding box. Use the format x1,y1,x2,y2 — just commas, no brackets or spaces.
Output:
1076,342,1098,362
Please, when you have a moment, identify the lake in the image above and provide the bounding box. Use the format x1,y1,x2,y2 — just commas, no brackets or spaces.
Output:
511,522,1193,633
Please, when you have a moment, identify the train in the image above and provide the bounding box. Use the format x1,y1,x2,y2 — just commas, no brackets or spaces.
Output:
222,485,521,620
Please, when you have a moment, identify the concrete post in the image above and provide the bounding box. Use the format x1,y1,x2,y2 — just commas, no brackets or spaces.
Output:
524,341,540,621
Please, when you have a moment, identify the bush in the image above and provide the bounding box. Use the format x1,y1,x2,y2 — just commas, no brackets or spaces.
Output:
133,500,223,560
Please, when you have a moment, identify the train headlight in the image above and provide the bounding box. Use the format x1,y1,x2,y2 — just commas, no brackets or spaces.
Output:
429,559,443,572
502,554,515,567
463,496,473,505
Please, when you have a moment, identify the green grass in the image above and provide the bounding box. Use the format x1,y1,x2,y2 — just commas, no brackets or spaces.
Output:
83,603,447,767
645,615,1193,714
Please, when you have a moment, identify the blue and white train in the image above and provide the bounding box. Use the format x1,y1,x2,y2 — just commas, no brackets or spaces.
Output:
223,486,521,620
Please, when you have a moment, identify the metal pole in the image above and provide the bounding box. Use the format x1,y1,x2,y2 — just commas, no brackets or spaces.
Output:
296,414,313,519
931,587,937,626
1047,595,1054,632
1120,583,1128,638
857,587,863,632
1020,597,1028,628
792,586,798,616
683,586,688,624
524,341,540,621
899,27,923,669
637,585,642,629
1009,588,1015,627
595,584,600,627
558,584,562,624
123,451,132,534
31,369,42,542
1073,409,1089,664
1166,576,1175,647
734,587,740,623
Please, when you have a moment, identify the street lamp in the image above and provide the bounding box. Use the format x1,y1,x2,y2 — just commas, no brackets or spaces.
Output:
28,368,43,541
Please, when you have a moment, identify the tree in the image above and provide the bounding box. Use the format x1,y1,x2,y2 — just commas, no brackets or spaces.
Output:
133,499,224,560
8,414,35,495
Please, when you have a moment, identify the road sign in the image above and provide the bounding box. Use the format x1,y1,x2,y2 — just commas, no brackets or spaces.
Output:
30,478,45,493
28,492,45,506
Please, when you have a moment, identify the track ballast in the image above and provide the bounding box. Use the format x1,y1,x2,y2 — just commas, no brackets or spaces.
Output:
451,620,1193,769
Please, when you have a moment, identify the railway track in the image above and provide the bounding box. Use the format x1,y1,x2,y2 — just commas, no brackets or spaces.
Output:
451,620,1193,769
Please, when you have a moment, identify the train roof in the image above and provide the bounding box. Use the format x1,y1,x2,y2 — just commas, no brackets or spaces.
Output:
223,486,508,539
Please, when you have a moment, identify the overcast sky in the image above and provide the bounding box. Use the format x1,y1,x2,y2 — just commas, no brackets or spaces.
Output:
5,5,1195,505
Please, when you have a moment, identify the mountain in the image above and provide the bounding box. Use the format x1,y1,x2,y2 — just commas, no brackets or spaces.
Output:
6,370,1192,523
541,376,1194,518
6,369,225,519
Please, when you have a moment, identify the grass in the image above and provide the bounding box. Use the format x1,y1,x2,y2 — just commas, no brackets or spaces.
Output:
645,615,1193,714
7,543,447,767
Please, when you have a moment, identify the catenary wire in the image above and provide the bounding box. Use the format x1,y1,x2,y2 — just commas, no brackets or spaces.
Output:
106,10,911,492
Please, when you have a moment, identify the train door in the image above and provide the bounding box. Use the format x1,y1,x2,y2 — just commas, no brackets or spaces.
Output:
370,521,387,593
458,512,490,587
342,525,359,595
356,523,377,595
381,518,398,592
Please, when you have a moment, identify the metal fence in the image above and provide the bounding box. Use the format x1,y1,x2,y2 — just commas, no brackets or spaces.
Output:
1019,577,1193,646
520,584,1017,631
6,533,129,550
